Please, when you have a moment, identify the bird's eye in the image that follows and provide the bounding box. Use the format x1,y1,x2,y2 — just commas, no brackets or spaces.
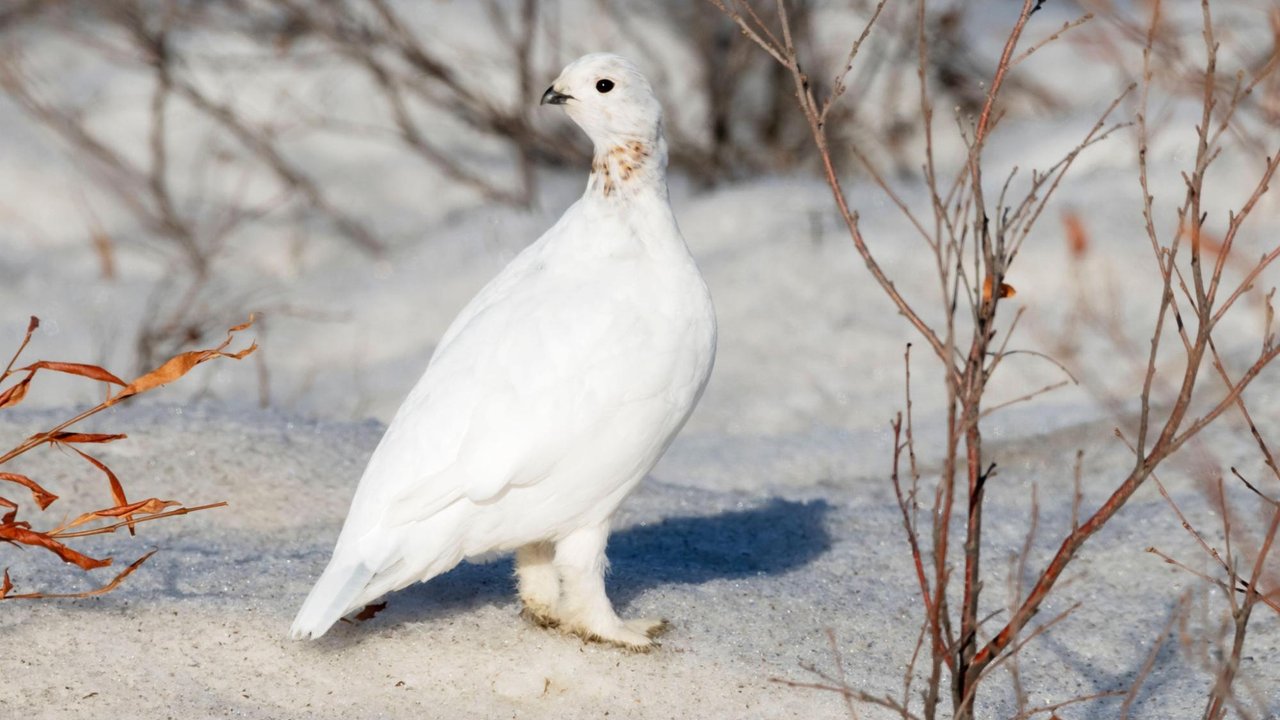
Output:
596,79,615,94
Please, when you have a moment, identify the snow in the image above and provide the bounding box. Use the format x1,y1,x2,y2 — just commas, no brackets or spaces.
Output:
2,402,1277,718
2,1,1280,718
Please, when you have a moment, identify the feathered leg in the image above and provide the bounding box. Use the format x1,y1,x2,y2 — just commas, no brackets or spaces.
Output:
516,541,560,627
554,522,666,650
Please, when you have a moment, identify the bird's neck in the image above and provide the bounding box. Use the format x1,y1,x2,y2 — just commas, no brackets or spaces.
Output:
585,132,668,201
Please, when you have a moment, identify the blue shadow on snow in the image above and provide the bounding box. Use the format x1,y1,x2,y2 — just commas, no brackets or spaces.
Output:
364,497,832,631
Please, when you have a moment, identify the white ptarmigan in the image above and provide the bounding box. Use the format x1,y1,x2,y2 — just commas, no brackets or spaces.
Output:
290,54,716,650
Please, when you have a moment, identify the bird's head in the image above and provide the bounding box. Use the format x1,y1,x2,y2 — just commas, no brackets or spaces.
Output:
541,53,662,148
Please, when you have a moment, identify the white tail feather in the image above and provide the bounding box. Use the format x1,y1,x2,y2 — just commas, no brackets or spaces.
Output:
289,560,376,640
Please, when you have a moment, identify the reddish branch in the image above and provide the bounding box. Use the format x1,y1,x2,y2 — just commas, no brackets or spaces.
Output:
713,0,1280,717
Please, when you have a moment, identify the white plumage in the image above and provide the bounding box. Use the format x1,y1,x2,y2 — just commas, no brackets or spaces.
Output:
290,54,716,649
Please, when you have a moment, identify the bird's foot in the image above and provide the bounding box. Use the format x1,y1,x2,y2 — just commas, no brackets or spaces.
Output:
563,617,668,652
625,617,670,639
520,602,561,629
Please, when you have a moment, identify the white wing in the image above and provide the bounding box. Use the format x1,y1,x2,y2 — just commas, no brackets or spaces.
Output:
334,207,697,555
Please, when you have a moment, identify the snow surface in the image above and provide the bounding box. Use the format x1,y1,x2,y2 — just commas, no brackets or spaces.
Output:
2,401,1278,719
3,1,1280,718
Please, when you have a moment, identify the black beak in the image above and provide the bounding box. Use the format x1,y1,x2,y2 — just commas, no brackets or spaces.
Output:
540,86,572,106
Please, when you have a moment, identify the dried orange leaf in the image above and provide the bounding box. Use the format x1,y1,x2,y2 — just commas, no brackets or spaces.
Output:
2,317,39,383
18,361,126,386
41,432,127,444
1062,210,1088,258
0,373,33,409
982,276,1017,301
355,601,388,621
95,497,178,518
1174,219,1227,258
111,316,257,404
226,316,257,334
0,524,111,570
50,501,225,539
0,472,58,509
1198,232,1226,258
0,550,157,601
57,498,178,533
1,568,10,598
226,344,256,360
118,351,214,398
69,448,131,534
0,495,16,524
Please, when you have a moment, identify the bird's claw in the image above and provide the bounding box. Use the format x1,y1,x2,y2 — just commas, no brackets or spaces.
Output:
520,604,561,629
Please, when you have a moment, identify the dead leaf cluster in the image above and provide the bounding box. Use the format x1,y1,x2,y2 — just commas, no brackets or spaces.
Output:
0,316,255,599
